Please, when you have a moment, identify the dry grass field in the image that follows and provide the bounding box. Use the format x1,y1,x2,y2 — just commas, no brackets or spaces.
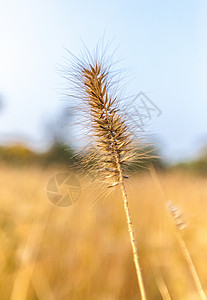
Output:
0,164,207,299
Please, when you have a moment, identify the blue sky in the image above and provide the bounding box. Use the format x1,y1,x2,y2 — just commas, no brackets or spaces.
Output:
0,0,207,162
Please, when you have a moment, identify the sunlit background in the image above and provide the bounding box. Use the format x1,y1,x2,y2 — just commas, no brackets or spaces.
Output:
1,1,207,300
0,0,207,161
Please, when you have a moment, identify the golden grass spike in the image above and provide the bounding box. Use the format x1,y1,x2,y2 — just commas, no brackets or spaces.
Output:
69,52,147,299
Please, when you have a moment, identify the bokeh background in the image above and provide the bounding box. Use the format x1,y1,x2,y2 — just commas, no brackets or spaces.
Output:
0,1,207,299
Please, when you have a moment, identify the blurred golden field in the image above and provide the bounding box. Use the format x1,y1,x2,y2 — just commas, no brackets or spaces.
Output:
1,164,207,300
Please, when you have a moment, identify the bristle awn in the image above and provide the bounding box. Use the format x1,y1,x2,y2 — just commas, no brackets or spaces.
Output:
67,49,147,300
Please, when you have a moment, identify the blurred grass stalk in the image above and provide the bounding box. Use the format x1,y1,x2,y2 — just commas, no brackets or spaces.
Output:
150,165,207,300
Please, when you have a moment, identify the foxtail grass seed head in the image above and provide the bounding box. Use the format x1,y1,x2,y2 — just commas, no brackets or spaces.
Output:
167,201,186,231
66,49,152,187
81,62,133,186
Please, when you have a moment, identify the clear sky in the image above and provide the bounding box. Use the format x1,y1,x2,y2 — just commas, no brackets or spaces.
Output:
0,0,207,162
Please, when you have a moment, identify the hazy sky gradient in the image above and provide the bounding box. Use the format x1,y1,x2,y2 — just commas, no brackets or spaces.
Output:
0,0,207,162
